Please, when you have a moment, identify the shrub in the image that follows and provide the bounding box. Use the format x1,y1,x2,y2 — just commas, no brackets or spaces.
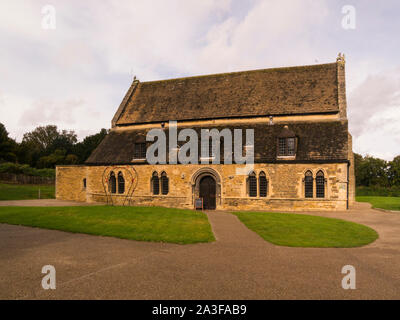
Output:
0,162,55,178
356,185,400,197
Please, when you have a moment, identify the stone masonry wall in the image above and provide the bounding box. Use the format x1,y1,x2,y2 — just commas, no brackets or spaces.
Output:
57,163,349,211
56,166,87,202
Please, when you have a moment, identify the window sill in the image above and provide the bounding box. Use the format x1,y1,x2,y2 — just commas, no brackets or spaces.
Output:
276,155,296,160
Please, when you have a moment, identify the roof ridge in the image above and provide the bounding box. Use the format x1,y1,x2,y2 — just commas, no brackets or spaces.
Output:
139,62,338,85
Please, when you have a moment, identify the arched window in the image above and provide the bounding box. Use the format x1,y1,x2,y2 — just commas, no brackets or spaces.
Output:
118,172,125,194
259,171,268,197
161,172,169,195
248,171,257,197
316,170,325,198
304,171,313,198
151,172,159,195
109,171,116,194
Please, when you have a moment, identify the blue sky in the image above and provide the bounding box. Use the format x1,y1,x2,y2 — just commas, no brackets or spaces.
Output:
0,0,399,160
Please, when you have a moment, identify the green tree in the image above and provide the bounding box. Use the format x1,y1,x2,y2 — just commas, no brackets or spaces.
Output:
356,155,388,187
37,149,67,168
388,156,400,187
0,123,17,163
73,128,108,163
21,125,77,167
354,153,364,186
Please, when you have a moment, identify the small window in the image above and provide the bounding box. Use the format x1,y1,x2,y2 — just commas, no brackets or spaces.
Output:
287,138,295,156
248,171,257,197
316,170,325,198
304,171,313,198
161,172,169,195
109,171,116,194
134,143,147,159
278,137,296,156
278,138,286,156
151,172,159,195
83,178,87,189
259,172,268,197
118,172,125,194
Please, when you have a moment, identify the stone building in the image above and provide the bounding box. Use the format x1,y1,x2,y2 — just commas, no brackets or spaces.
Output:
56,54,355,211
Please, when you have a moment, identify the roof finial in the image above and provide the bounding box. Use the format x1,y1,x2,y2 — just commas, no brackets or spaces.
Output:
337,52,345,64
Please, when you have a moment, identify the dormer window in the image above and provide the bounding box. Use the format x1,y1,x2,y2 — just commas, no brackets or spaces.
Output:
133,142,147,160
277,125,297,158
278,137,296,156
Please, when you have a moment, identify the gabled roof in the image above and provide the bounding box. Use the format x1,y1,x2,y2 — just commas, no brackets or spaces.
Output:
114,62,340,126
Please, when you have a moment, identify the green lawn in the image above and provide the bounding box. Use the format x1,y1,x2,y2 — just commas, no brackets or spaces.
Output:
233,211,378,248
356,196,400,211
0,206,215,244
0,183,55,200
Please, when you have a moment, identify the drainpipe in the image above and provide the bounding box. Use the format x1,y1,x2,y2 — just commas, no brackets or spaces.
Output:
346,162,350,210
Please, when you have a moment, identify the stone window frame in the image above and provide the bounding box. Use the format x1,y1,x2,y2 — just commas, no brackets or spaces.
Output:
151,171,160,195
259,171,268,198
247,171,258,197
161,171,169,195
316,170,327,199
108,171,117,194
302,169,329,199
246,170,270,198
117,171,125,194
82,178,87,190
303,170,314,198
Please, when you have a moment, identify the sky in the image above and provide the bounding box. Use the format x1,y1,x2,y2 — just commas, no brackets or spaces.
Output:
0,0,399,160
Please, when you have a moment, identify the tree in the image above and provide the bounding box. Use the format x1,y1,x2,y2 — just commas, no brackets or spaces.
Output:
22,125,60,154
388,156,400,187
0,123,17,163
354,153,364,186
37,149,67,168
73,128,108,163
22,125,77,153
21,125,77,167
355,154,389,187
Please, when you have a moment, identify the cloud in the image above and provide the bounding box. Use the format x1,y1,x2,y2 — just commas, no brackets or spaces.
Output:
0,0,399,160
348,67,400,160
18,98,85,126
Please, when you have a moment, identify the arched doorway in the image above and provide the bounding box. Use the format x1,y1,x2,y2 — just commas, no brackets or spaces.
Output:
199,176,216,210
191,167,222,210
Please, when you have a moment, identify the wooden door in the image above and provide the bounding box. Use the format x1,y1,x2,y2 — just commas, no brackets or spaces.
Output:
199,176,216,210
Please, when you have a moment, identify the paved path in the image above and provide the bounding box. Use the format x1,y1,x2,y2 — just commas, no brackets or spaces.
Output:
0,203,399,299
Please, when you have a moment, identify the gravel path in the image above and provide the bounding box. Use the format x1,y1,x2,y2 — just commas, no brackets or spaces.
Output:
0,202,399,299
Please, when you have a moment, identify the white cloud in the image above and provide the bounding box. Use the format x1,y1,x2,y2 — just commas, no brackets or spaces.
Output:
0,0,399,160
348,67,400,160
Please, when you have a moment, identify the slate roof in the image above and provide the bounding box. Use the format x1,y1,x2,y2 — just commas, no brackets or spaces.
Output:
86,121,349,165
114,62,340,126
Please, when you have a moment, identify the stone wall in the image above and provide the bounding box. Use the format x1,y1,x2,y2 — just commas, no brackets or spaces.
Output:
56,163,349,211
56,166,87,202
348,133,356,206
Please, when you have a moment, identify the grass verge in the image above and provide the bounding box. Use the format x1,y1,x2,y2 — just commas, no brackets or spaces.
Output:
233,211,378,248
0,206,215,244
356,196,400,211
